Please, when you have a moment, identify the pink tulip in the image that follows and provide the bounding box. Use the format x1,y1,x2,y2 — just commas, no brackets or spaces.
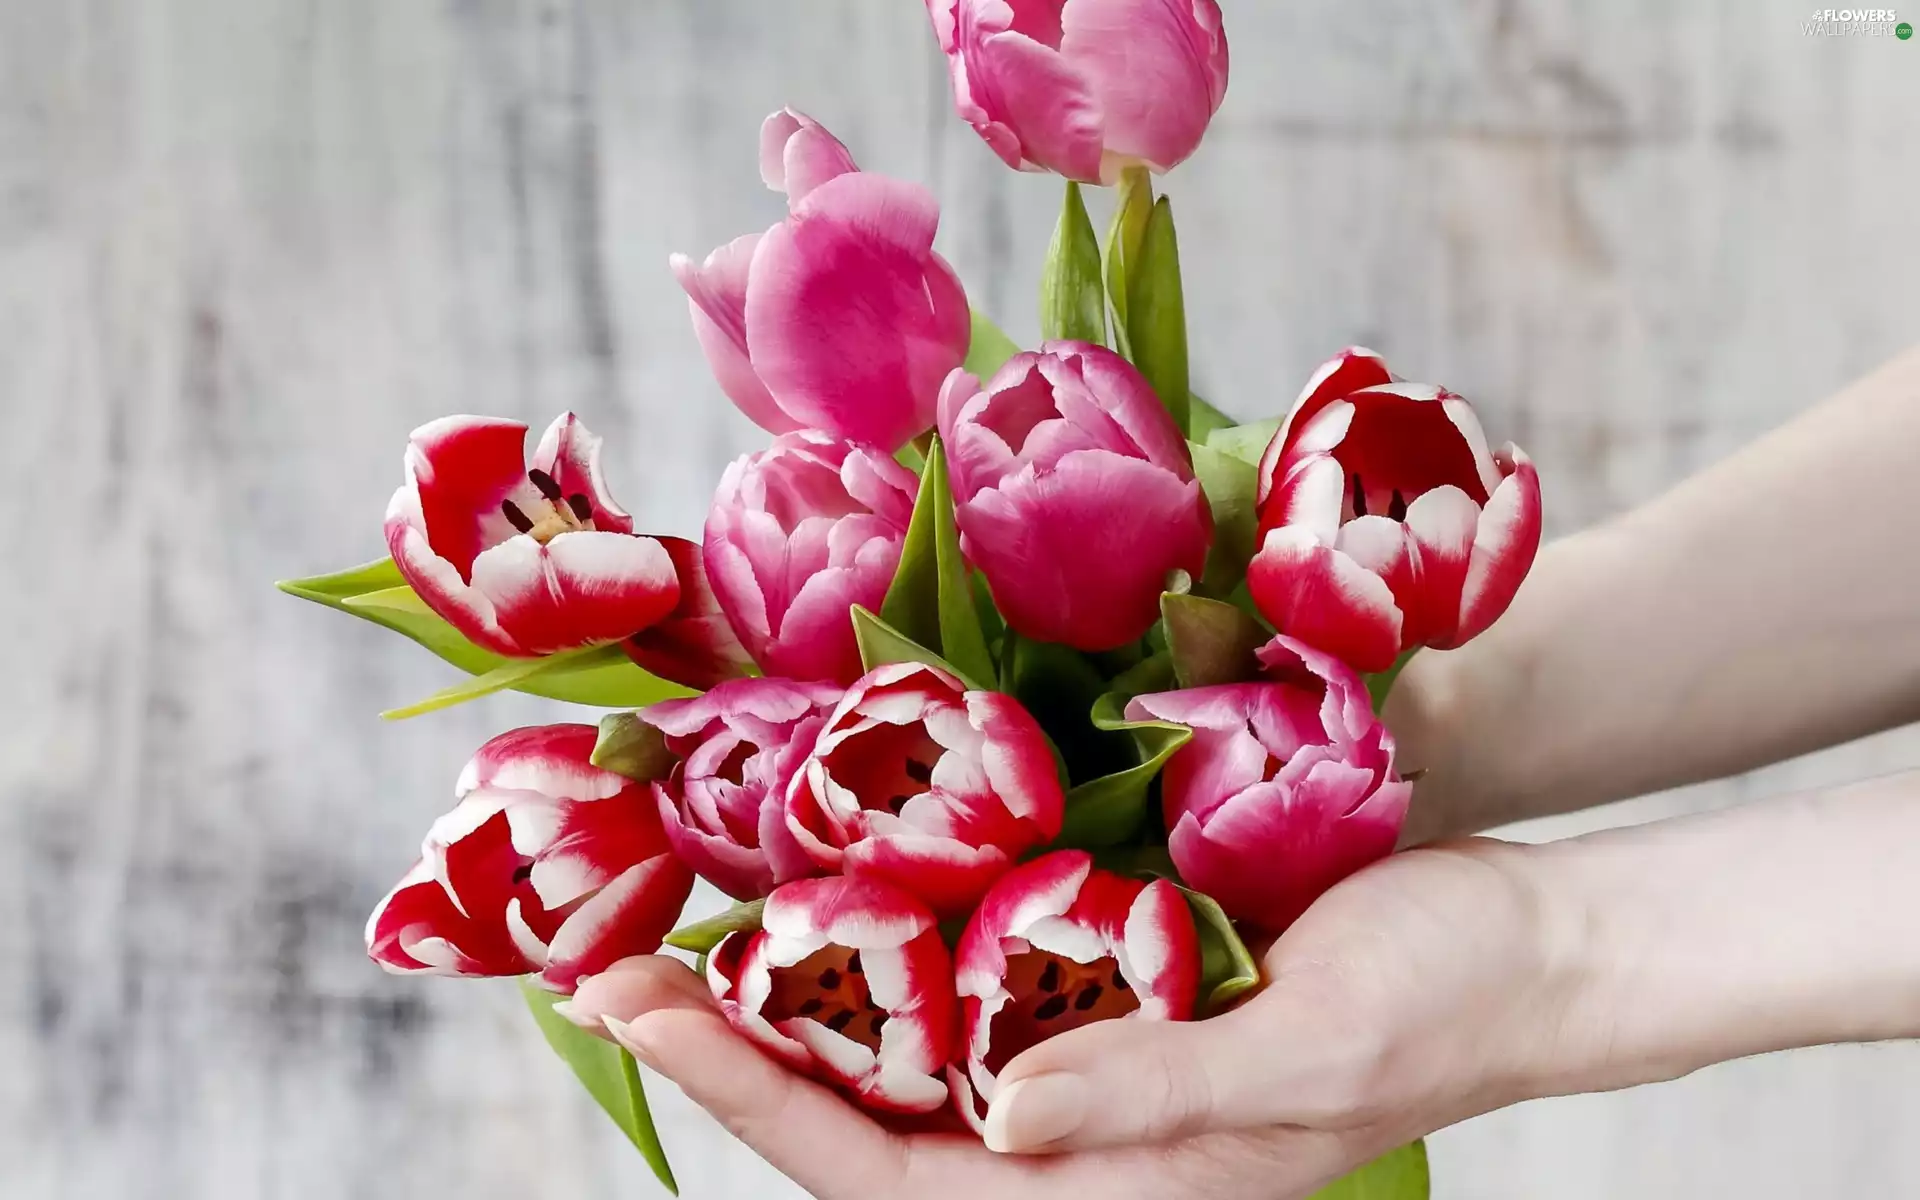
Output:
926,0,1230,183
643,678,844,901
939,341,1212,651
701,876,956,1114
672,108,971,451
384,413,682,658
619,535,757,690
1247,349,1544,673
366,725,694,994
1128,635,1412,934
949,850,1200,1130
704,431,919,684
786,662,1065,918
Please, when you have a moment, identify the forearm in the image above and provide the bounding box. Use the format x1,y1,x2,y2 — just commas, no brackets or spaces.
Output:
1516,771,1920,1100
1391,346,1920,838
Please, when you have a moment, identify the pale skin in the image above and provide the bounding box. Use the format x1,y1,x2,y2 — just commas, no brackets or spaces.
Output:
569,347,1920,1198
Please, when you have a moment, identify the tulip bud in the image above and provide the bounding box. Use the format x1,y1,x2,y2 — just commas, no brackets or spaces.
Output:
939,341,1212,651
366,725,694,994
707,876,956,1114
1128,635,1413,934
385,413,685,658
672,109,972,451
786,662,1065,917
643,678,843,901
1247,349,1544,673
949,850,1201,1130
704,431,919,684
925,0,1230,184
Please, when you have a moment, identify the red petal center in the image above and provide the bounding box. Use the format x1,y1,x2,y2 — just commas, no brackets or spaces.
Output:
765,945,889,1051
984,950,1139,1075
822,722,944,817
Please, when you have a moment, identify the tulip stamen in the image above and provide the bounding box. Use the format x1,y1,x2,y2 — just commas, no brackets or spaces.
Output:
501,500,535,533
567,493,593,522
528,468,563,501
510,468,598,543
1351,473,1368,517
1387,490,1407,522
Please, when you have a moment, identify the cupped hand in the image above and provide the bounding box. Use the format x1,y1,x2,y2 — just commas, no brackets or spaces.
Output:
568,839,1588,1199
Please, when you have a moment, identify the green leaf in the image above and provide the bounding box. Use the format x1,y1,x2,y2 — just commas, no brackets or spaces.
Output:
520,980,677,1194
1207,417,1283,468
1187,392,1236,441
1128,196,1189,433
850,605,988,692
1110,651,1175,699
1162,593,1270,688
1040,181,1106,345
1188,440,1260,597
964,308,1022,380
280,560,702,709
1104,165,1153,356
591,712,678,782
1307,1142,1431,1200
1055,693,1192,848
1179,886,1262,1014
879,440,997,687
664,898,765,953
1004,634,1128,787
380,643,696,720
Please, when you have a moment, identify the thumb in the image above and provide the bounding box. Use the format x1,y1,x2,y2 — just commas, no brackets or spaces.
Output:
982,979,1374,1154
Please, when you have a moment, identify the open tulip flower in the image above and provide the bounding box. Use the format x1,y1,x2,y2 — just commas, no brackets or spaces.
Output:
939,341,1212,651
705,431,919,684
1129,635,1414,933
950,850,1201,1129
672,108,971,451
365,725,694,994
644,678,844,902
786,662,1065,918
926,0,1230,183
384,412,685,658
1248,348,1544,673
702,875,956,1114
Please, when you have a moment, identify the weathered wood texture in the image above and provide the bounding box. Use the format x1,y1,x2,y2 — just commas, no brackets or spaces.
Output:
3,2,1916,1197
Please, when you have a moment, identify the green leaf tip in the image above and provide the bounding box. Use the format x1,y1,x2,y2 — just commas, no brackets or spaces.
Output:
520,980,677,1193
1041,180,1107,345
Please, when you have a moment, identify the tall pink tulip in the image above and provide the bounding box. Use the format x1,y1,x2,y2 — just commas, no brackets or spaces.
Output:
1247,349,1543,673
949,850,1200,1130
643,678,843,901
692,876,956,1114
1128,636,1412,934
926,0,1230,183
939,341,1212,651
786,662,1065,918
365,725,694,994
704,431,918,684
672,108,971,451
385,413,683,658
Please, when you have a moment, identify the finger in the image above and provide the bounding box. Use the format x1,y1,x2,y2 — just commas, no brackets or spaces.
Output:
594,958,915,1198
982,978,1371,1153
555,954,710,1038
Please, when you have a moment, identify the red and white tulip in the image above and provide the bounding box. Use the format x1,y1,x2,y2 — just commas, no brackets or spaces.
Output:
644,678,843,901
704,431,919,684
700,876,956,1114
939,342,1212,651
786,662,1065,918
925,0,1230,184
673,109,971,451
366,725,694,994
384,413,683,659
1247,349,1544,672
1128,635,1413,933
950,850,1200,1129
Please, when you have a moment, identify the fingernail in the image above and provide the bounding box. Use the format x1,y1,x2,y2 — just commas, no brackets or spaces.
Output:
983,1073,1088,1154
602,1015,661,1071
549,1000,600,1032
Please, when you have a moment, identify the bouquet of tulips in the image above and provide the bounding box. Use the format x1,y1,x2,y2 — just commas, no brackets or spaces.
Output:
281,4,1542,1195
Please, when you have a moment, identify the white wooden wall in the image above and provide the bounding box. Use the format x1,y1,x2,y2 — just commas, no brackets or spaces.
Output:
4,2,1917,1197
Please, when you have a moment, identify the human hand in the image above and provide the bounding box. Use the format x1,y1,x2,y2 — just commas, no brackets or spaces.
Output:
566,837,1587,1199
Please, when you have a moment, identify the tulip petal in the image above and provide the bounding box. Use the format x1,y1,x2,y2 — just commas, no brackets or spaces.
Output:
673,234,803,435
1059,0,1225,173
538,855,694,991
1451,448,1543,646
747,174,959,450
470,531,681,657
959,22,1106,182
759,107,859,203
529,412,634,533
1247,526,1404,673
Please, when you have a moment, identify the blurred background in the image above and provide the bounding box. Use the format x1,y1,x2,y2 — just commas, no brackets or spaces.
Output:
4,1,1918,1196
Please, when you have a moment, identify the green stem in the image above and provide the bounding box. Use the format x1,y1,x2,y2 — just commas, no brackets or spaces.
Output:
1365,648,1418,712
